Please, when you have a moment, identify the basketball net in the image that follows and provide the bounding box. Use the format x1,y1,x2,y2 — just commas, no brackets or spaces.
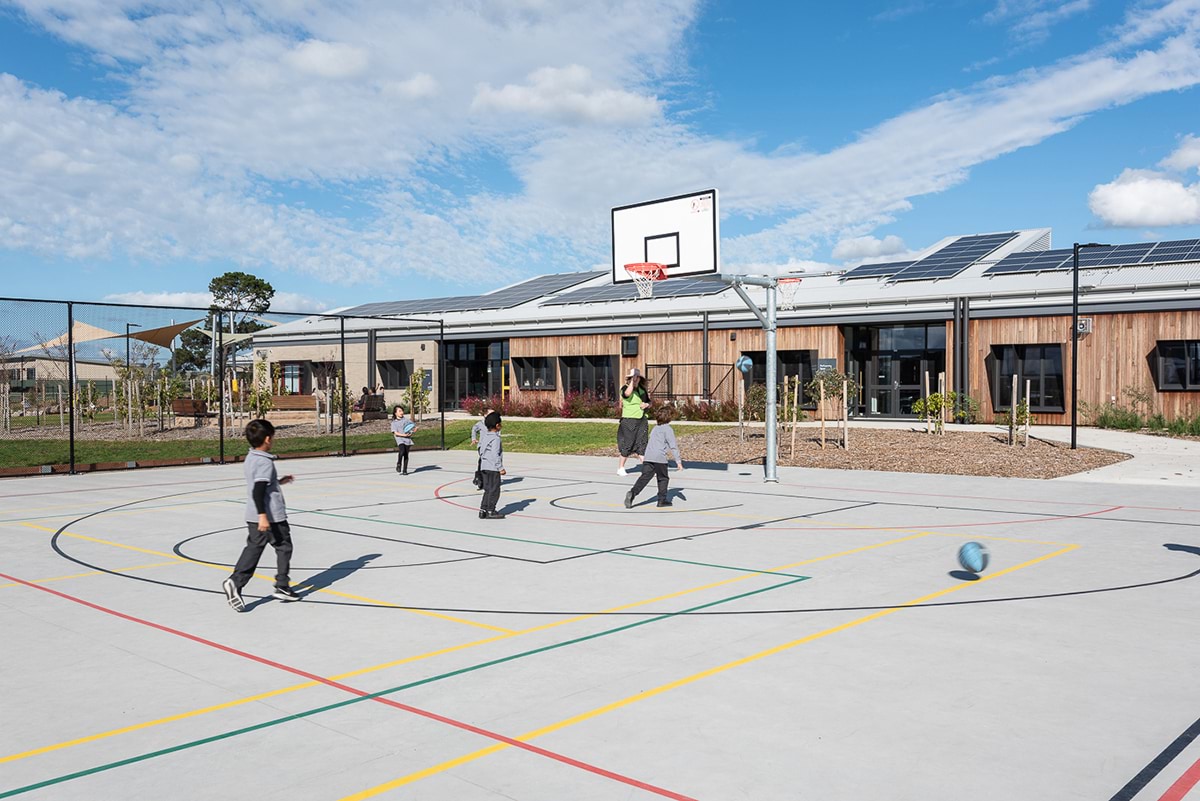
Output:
778,277,802,310
624,262,667,299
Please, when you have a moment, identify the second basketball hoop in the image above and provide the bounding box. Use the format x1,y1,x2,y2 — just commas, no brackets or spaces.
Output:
625,262,668,299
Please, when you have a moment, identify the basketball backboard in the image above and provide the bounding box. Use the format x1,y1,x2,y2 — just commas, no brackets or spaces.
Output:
611,189,719,284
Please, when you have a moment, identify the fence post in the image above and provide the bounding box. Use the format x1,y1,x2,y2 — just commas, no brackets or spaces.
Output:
842,379,849,450
67,301,76,475
217,311,225,465
340,316,347,457
1025,378,1032,446
1009,372,1018,447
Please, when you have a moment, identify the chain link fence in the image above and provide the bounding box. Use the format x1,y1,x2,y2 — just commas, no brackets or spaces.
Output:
0,297,445,476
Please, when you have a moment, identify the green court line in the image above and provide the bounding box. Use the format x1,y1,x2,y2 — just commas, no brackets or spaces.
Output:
0,575,808,798
292,505,811,579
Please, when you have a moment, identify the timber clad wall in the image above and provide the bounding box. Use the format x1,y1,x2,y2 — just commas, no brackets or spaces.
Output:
970,311,1200,425
510,325,844,406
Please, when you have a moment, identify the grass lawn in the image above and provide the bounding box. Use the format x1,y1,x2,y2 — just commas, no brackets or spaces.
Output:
0,420,727,469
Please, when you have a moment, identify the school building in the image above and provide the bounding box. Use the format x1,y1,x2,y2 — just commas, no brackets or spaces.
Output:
252,228,1200,424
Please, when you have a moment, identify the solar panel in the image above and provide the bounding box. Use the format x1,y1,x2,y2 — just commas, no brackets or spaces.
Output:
983,249,1074,275
985,237,1200,277
341,271,602,316
841,261,914,280
890,232,1018,282
541,276,728,306
1144,239,1200,265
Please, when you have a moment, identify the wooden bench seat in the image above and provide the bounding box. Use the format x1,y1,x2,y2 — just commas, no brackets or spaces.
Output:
171,398,212,427
272,395,316,411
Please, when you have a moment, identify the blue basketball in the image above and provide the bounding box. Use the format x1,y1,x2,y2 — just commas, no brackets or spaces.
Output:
735,355,753,374
957,541,989,573
403,422,416,434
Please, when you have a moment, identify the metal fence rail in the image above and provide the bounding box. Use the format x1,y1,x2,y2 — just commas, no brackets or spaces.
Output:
0,297,445,477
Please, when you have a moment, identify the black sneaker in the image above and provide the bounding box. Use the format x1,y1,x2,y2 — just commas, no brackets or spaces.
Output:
624,490,634,509
479,510,488,519
272,586,302,602
657,500,673,508
396,466,402,473
222,578,245,612
485,511,506,519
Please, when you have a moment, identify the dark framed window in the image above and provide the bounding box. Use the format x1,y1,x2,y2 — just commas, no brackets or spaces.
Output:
560,355,617,397
1155,341,1200,391
378,359,413,390
513,357,556,390
741,350,819,407
990,344,1065,412
621,336,638,357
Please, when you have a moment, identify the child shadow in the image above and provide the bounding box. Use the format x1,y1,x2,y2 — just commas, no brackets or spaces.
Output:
498,498,536,515
297,553,382,596
501,476,524,485
1165,543,1200,557
407,465,441,474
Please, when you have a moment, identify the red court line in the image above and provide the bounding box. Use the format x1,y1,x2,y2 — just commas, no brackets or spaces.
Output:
1160,756,1200,801
0,571,696,800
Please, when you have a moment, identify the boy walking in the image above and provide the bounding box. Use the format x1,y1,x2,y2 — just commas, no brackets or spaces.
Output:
470,407,494,489
625,408,684,509
222,420,301,611
477,411,506,519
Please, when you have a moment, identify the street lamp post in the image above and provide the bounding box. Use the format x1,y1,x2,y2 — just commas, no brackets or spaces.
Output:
1071,242,1107,450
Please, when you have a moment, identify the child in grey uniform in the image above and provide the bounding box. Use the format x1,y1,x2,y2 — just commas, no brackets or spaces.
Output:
222,420,300,611
391,404,413,474
625,408,684,508
470,408,494,489
477,411,506,519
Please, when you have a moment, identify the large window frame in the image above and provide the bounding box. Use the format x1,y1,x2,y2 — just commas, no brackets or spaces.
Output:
378,359,414,391
741,349,819,408
1155,341,1200,391
559,355,617,398
513,356,557,390
990,344,1065,413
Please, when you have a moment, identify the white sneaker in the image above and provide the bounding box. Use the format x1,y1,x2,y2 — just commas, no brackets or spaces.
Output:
222,578,245,612
616,467,627,476
272,587,302,602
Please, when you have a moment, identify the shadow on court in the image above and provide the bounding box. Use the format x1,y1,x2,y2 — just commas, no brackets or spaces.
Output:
499,498,536,515
298,553,382,596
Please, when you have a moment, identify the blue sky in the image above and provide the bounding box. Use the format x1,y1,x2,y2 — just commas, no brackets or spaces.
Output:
1,0,1199,313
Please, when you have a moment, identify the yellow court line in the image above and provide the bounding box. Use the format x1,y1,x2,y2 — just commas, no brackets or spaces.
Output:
0,532,924,765
0,561,182,589
339,544,1080,800
18,523,514,635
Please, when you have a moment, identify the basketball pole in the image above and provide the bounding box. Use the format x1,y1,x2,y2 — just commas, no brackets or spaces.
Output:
724,275,779,482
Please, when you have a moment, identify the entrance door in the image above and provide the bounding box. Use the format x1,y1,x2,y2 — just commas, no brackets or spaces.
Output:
868,353,927,416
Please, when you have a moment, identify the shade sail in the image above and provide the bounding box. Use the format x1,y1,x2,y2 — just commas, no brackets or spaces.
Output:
127,319,204,349
14,321,120,354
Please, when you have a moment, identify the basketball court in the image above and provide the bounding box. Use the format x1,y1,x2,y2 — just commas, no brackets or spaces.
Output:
2,449,1199,800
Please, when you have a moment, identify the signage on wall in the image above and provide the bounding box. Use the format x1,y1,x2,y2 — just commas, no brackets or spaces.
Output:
818,358,838,371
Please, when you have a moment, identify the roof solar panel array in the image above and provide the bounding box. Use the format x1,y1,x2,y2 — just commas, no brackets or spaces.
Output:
341,271,602,316
984,238,1200,277
889,232,1018,282
841,261,915,280
541,276,729,306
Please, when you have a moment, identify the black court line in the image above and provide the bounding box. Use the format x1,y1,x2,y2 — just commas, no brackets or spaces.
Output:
1109,713,1200,800
799,502,879,518
549,491,744,515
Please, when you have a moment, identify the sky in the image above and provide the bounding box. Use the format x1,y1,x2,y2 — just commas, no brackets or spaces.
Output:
1,0,1199,314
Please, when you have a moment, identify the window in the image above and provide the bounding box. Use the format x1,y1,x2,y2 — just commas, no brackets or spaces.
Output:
741,350,819,407
990,344,1065,412
378,359,413,390
560,355,617,397
513,357,556,390
621,336,638,357
280,362,305,394
1155,341,1200,390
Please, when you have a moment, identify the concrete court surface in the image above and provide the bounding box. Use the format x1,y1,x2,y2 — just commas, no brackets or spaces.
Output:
1,446,1199,801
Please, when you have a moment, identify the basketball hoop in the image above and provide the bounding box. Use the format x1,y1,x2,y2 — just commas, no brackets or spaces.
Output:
625,262,668,299
778,276,803,310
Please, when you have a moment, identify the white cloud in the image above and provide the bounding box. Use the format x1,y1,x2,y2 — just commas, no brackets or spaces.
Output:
832,235,907,261
282,40,369,80
0,0,1199,285
103,289,330,313
472,65,660,126
984,0,1092,43
1161,133,1200,172
1089,169,1200,227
